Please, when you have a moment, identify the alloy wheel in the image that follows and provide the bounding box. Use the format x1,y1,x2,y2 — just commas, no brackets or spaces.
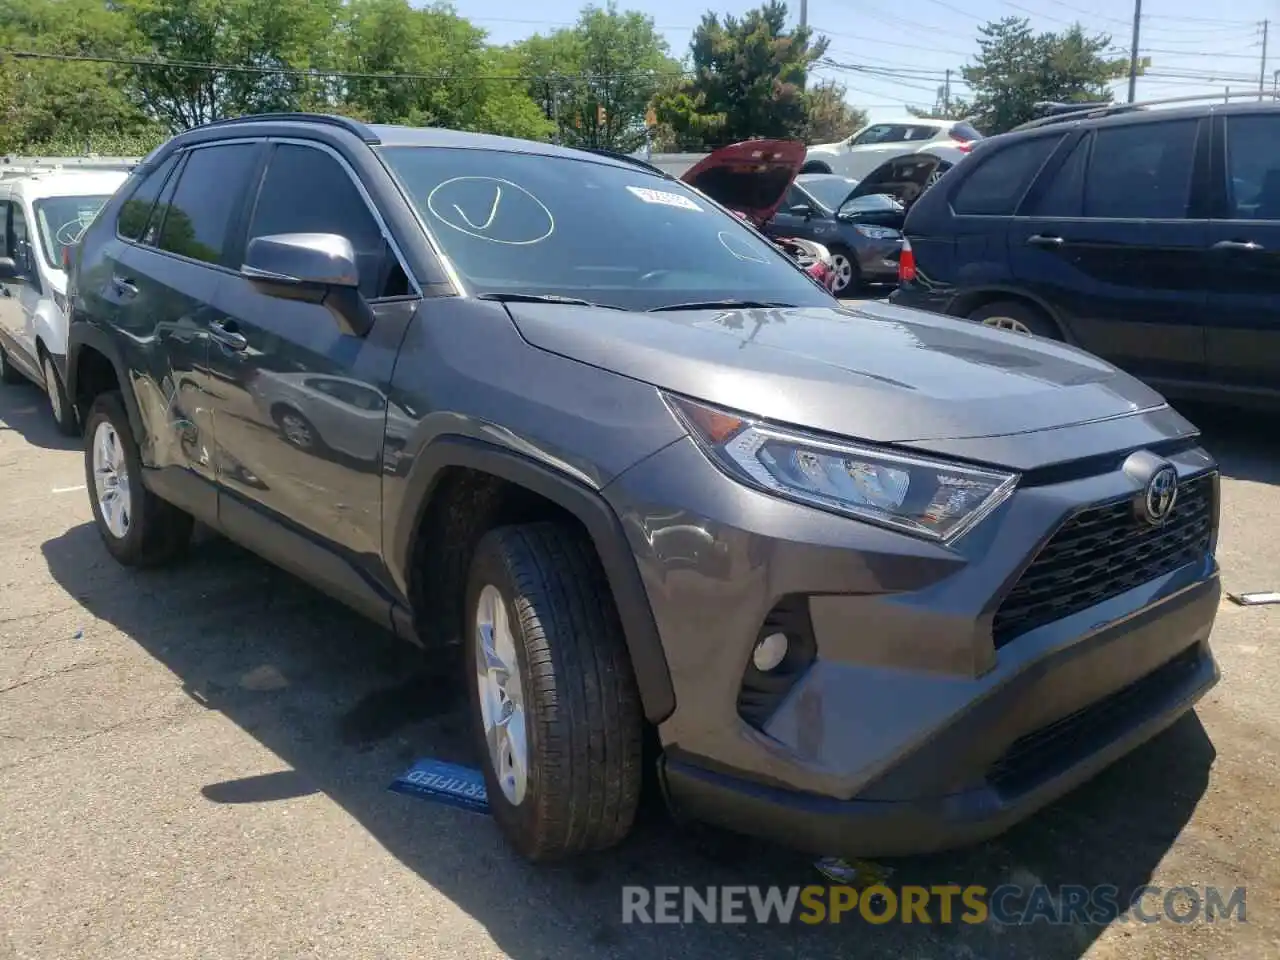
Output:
92,420,132,539
474,584,529,806
981,315,1033,336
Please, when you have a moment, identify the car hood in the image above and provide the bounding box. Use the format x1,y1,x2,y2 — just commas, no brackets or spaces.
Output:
843,152,945,207
505,300,1170,448
680,139,806,225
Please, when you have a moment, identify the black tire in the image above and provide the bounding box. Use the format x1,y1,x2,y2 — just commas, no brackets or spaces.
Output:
801,161,832,175
968,300,1062,340
0,347,23,385
464,522,644,862
271,405,320,452
41,352,77,436
83,391,193,567
827,245,861,296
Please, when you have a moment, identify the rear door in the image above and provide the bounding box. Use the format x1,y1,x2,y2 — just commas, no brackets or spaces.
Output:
1008,116,1209,384
1205,110,1280,397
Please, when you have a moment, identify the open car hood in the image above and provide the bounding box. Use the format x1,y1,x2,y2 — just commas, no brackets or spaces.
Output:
680,139,806,225
842,152,945,210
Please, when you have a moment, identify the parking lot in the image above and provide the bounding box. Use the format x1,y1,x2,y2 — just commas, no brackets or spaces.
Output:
1,357,1278,959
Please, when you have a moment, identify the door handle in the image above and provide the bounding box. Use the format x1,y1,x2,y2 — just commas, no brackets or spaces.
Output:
1212,239,1264,252
1026,234,1065,248
209,319,248,351
112,275,138,297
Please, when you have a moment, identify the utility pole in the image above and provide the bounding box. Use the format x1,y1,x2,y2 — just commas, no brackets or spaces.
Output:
1259,20,1270,101
1273,68,1279,97
943,69,952,114
1126,0,1142,103
799,0,807,29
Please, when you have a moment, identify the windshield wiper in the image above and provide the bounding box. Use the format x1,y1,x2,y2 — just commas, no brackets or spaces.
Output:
647,299,798,312
477,292,624,310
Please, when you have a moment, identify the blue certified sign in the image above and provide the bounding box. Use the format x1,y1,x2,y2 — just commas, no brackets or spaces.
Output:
389,758,490,815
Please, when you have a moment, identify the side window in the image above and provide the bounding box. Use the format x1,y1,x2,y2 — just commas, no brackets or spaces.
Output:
0,201,9,256
1224,114,1280,219
1082,120,1198,220
1030,134,1090,217
952,135,1062,216
157,143,260,265
247,143,405,300
783,185,807,209
10,204,31,273
853,124,908,146
904,125,940,141
117,155,178,242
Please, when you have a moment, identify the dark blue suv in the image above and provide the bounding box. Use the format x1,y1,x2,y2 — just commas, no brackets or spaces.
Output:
891,97,1280,409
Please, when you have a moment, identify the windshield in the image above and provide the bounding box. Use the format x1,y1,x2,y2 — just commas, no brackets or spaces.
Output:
34,195,112,269
839,193,905,217
377,146,837,312
798,176,859,212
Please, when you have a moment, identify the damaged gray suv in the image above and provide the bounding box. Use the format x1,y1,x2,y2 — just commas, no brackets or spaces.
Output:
65,113,1221,863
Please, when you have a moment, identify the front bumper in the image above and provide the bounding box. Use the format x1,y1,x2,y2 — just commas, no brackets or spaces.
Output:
604,422,1221,857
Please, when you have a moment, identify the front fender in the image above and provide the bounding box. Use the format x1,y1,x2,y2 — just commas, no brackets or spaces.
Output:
33,304,67,358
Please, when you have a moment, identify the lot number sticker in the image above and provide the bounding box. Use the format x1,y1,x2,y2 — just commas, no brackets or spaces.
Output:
626,185,703,212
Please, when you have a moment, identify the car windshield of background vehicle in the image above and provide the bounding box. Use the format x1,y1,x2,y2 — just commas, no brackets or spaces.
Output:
378,147,838,312
799,177,859,212
33,196,111,269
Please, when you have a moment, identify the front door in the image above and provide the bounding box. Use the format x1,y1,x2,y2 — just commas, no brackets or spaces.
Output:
1009,117,1209,385
0,198,40,377
1204,111,1280,398
204,139,418,618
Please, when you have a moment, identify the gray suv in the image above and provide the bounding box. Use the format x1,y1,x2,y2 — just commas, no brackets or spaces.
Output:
65,113,1222,863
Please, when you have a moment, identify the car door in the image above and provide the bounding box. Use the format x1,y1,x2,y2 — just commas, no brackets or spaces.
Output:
0,195,41,377
1007,117,1209,385
765,185,820,240
1204,110,1280,396
85,142,264,521
845,124,940,180
204,139,418,617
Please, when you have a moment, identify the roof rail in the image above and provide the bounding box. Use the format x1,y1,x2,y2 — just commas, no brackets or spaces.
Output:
193,113,381,144
1012,90,1280,132
578,147,671,177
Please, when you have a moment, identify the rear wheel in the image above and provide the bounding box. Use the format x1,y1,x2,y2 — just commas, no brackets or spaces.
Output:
801,161,832,175
465,522,644,862
84,391,193,567
968,300,1061,340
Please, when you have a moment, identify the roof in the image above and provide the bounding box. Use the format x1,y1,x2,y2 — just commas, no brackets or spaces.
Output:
0,170,129,202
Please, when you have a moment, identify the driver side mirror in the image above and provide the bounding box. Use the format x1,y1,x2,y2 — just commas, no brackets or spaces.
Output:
788,203,814,218
241,233,373,338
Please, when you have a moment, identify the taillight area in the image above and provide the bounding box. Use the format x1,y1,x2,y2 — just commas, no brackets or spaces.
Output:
949,131,973,153
899,238,917,283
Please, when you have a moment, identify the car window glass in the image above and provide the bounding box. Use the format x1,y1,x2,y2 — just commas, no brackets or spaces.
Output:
144,157,184,247
0,201,9,256
1082,119,1197,219
1030,134,1089,217
905,126,940,141
117,155,177,242
9,204,31,273
853,125,908,145
35,195,112,269
377,145,837,312
1224,114,1280,219
248,144,402,300
783,184,808,210
952,135,1062,216
799,177,858,211
158,144,258,265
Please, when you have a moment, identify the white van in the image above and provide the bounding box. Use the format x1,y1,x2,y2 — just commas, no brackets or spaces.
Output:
0,170,129,433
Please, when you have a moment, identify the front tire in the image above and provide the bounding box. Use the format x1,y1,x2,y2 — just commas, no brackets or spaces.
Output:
827,245,860,296
84,391,193,567
465,522,644,862
42,353,77,436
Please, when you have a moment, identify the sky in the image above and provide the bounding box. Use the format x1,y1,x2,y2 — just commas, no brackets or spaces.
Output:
452,0,1277,127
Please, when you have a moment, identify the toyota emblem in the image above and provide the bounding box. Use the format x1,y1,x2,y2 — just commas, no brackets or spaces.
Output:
1142,465,1179,525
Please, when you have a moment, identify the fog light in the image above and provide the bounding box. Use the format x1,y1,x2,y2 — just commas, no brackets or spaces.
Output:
752,632,790,672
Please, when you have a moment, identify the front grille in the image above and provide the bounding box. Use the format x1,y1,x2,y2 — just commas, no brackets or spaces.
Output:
987,643,1203,794
992,472,1215,648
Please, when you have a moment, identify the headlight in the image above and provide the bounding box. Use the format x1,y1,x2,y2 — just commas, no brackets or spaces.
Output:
854,224,901,240
666,395,1019,543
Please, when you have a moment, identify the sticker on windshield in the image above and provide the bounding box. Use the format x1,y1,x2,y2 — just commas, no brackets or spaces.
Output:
626,185,702,212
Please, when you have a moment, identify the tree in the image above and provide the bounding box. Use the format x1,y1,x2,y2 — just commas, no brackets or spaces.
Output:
652,1,827,150
961,17,1129,134
803,81,867,143
511,4,675,152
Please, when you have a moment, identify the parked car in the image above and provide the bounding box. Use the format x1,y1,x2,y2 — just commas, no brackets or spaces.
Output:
803,118,982,180
677,140,839,292
67,113,1221,866
0,170,128,432
890,96,1280,408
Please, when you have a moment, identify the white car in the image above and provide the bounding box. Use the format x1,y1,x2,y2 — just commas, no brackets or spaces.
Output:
0,170,129,433
802,117,983,181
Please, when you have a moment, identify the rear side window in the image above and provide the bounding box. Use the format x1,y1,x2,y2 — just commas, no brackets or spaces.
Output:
904,125,940,141
1223,114,1280,219
1030,134,1090,217
117,154,177,242
1082,119,1197,219
951,135,1062,216
157,143,259,265
853,124,909,145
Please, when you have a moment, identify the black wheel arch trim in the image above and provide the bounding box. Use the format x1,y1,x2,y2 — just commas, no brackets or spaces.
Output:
66,324,146,446
394,435,677,725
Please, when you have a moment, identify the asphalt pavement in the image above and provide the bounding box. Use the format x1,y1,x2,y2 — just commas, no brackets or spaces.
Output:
1,353,1278,960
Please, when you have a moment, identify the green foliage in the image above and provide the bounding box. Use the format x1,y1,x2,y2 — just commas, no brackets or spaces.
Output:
652,1,827,150
803,82,867,143
961,17,1129,134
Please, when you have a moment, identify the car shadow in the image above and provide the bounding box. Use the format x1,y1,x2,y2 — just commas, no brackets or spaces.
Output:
0,378,79,451
1179,401,1280,487
41,524,1213,959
